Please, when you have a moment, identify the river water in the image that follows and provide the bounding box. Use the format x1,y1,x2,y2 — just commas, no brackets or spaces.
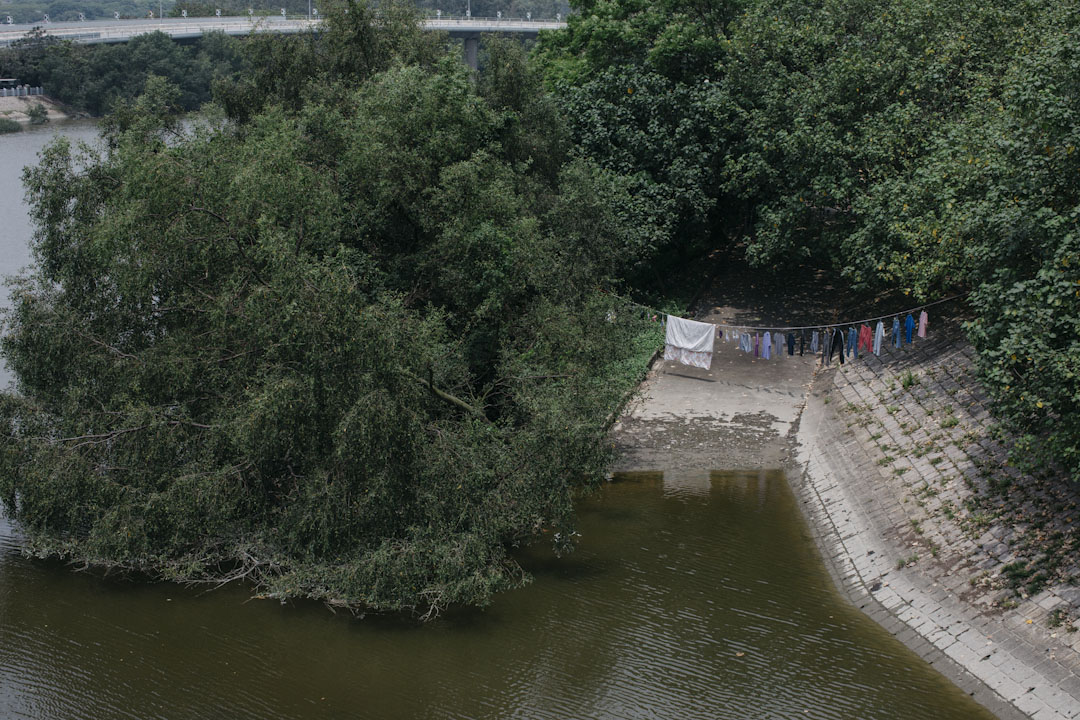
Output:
0,124,997,719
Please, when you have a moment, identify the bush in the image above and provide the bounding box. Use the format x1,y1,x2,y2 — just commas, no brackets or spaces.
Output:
26,102,48,124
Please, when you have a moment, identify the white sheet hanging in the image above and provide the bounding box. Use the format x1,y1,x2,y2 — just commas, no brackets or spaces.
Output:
664,315,716,369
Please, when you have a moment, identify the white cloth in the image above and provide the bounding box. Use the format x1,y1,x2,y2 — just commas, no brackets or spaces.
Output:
664,315,716,369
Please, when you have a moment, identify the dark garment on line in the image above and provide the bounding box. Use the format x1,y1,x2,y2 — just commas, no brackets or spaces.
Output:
787,332,796,356
905,313,916,344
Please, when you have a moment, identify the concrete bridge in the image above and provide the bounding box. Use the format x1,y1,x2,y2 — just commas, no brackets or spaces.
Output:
0,15,565,67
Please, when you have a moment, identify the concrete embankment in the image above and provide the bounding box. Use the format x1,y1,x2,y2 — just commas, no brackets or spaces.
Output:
794,315,1080,720
612,275,1080,720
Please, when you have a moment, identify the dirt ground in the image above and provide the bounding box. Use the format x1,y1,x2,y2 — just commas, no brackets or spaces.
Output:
610,260,831,473
0,95,70,124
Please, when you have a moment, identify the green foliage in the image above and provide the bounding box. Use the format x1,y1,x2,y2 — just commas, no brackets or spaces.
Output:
0,29,245,115
0,0,166,23
0,117,20,133
540,0,1080,477
0,10,664,617
25,102,49,124
535,0,734,291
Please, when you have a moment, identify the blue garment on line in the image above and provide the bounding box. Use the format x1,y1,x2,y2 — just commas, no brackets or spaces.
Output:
762,332,772,360
892,317,902,348
905,314,916,344
873,321,884,355
847,326,857,358
810,331,819,354
740,332,752,353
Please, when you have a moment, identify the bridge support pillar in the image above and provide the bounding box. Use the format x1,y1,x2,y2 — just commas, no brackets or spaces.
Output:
463,35,479,70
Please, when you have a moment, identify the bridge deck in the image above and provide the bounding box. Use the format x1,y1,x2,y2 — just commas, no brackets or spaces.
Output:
0,16,565,46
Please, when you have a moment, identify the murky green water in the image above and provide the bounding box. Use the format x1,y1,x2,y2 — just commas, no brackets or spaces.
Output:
0,125,996,719
1,471,996,719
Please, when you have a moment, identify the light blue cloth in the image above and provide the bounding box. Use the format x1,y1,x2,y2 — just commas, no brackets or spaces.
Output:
892,317,902,348
810,331,819,353
762,331,772,360
847,326,857,357
873,321,884,355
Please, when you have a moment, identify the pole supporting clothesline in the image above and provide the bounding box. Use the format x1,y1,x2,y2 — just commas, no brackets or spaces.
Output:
608,290,968,333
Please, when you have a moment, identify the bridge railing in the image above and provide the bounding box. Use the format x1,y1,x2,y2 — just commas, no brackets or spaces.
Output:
0,15,564,46
0,85,44,96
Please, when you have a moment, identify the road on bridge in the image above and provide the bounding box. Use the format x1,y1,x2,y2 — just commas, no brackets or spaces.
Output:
0,15,565,46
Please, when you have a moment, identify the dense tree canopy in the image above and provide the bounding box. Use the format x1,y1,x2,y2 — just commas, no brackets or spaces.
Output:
5,0,1080,620
0,30,244,115
538,0,1080,478
0,6,662,616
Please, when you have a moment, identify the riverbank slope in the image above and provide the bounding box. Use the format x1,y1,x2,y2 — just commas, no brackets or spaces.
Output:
612,275,1080,719
794,314,1080,720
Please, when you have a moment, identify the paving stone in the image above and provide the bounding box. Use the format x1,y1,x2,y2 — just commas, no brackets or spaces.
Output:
795,321,1080,720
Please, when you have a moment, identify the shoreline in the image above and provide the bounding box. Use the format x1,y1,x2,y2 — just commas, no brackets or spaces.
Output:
791,326,1080,720
611,277,1080,720
0,95,72,126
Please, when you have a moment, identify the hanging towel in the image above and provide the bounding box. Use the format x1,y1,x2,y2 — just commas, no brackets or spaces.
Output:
664,315,716,369
810,331,820,354
904,314,916,344
858,324,872,353
740,332,752,353
762,331,772,360
873,321,884,356
847,326,857,358
892,317,902,348
918,310,928,338
787,332,796,356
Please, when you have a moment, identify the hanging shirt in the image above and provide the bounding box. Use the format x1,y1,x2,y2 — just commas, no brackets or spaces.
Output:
918,310,928,338
664,315,716,369
773,332,784,359
873,321,884,355
858,324,872,353
847,326,858,358
892,317,902,348
762,331,772,360
740,332,752,353
904,314,916,343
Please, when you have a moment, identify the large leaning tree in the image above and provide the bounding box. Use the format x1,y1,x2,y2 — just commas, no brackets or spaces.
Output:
0,4,664,617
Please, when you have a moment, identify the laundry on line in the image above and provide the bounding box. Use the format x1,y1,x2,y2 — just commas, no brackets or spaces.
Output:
608,289,961,371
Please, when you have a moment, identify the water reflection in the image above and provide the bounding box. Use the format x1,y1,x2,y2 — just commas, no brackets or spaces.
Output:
0,471,997,719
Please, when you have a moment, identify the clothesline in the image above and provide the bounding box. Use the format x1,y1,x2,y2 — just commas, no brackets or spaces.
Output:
607,289,968,333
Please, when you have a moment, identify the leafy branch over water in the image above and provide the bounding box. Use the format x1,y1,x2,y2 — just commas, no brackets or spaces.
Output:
0,4,666,617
